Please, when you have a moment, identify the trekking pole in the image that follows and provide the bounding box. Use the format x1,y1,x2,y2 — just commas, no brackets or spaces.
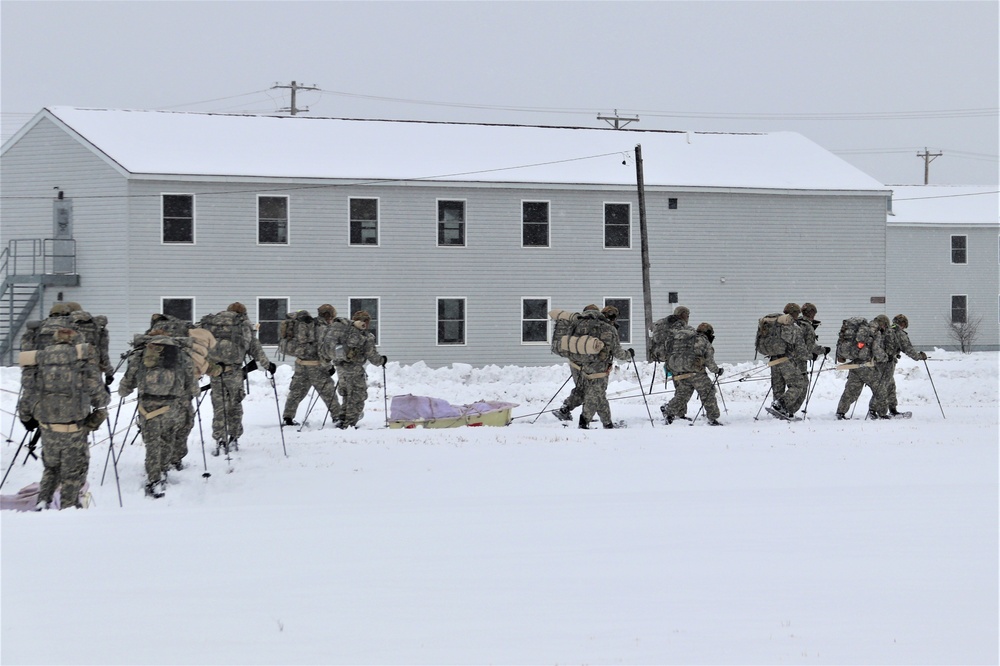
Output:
103,407,123,507
195,387,211,478
0,430,33,490
530,374,572,424
923,358,946,419
648,361,657,394
716,372,728,414
690,373,722,426
101,395,127,486
382,362,389,428
629,354,655,427
268,370,288,457
753,386,773,421
801,356,826,420
5,385,23,442
220,378,233,466
298,390,319,432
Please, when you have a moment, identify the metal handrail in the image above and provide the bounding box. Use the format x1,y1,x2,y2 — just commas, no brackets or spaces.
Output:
3,238,75,276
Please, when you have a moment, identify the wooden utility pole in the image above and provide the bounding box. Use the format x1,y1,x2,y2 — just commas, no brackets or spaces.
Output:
917,147,942,184
598,109,639,130
272,80,319,115
635,144,653,360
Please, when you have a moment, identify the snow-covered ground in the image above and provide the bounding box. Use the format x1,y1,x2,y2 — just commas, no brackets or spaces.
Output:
1,351,997,665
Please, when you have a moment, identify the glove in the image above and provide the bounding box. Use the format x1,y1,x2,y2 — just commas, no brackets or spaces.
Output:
715,368,724,376
918,352,928,361
105,374,115,386
20,417,39,432
380,355,388,367
267,362,277,375
328,366,336,376
242,360,258,377
824,346,831,356
84,409,107,432
627,348,635,358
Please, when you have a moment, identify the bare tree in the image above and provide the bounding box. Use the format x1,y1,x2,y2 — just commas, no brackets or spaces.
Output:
947,313,983,353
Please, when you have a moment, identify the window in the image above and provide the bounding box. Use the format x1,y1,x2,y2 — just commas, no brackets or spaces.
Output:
438,200,466,246
521,298,549,344
349,297,380,344
668,198,678,210
161,297,194,322
951,235,967,264
951,295,967,324
437,298,466,345
668,292,679,304
257,298,288,345
350,198,379,246
604,298,631,344
162,194,194,243
258,196,289,244
522,201,549,247
604,203,630,248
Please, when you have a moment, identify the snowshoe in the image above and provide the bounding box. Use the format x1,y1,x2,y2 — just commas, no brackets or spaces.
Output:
836,413,848,421
707,419,724,426
867,411,891,421
144,481,165,499
283,417,299,427
552,408,573,422
765,406,802,422
602,420,627,429
889,410,912,419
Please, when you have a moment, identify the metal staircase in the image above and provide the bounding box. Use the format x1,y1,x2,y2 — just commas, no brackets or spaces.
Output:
1,239,79,365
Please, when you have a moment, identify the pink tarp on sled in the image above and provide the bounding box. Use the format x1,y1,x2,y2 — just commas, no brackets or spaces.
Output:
388,394,518,429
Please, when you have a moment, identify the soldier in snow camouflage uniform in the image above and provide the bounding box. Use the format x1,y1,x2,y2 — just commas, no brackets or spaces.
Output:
574,306,632,429
203,303,274,452
664,322,724,425
768,303,810,419
836,314,891,419
554,304,603,422
282,304,340,426
118,334,200,495
868,314,927,418
653,306,695,421
333,310,386,429
18,327,109,510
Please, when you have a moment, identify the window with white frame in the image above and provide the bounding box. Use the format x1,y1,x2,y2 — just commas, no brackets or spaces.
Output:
162,194,194,243
349,297,380,344
604,298,631,344
437,298,465,344
161,297,194,322
438,200,466,246
521,298,549,344
604,203,630,248
522,201,549,247
257,297,288,345
951,235,967,264
951,295,967,324
350,198,379,246
258,196,289,244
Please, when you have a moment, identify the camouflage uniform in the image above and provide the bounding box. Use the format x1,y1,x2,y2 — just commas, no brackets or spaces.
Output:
572,309,631,428
204,309,272,446
652,309,693,419
282,310,339,424
665,325,722,423
333,313,385,428
118,335,200,486
869,316,926,416
769,306,809,416
836,318,890,418
18,329,109,509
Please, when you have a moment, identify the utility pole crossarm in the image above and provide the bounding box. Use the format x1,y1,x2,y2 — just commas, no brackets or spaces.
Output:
272,80,319,116
916,147,943,185
598,109,640,130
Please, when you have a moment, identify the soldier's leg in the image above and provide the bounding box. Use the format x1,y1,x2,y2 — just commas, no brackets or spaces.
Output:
560,366,585,414
169,402,194,466
836,369,865,415
36,431,63,504
781,363,809,413
309,366,341,418
224,371,246,441
693,372,721,420
667,378,695,418
209,375,227,442
770,365,787,404
140,415,166,484
282,367,310,420
585,376,612,426
340,366,369,426
58,431,90,508
867,368,890,416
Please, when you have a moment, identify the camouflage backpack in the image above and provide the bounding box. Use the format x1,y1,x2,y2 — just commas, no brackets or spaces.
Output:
20,316,74,352
197,311,252,366
69,310,110,370
278,310,317,358
18,331,95,424
836,317,873,363
137,335,195,398
317,317,353,363
667,328,701,373
548,309,581,359
147,313,193,337
564,313,607,365
650,315,687,362
755,313,792,357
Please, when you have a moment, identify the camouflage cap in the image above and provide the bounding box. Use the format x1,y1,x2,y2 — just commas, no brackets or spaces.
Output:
583,304,600,312
783,303,801,317
673,306,690,320
696,322,714,336
49,302,73,316
227,302,247,314
874,314,890,329
601,306,619,320
318,304,336,318
352,310,371,322
893,314,909,329
65,301,82,312
801,303,817,318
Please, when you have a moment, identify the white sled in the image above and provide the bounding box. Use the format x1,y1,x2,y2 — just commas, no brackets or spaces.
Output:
388,394,517,429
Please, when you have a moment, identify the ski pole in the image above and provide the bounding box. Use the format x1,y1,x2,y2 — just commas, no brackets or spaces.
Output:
648,361,657,394
629,354,655,427
690,373,722,426
101,395,127,486
268,370,287,457
753,386,773,421
801,356,826,420
530,374,572,424
5,385,23,443
923,358,946,419
0,430,32,490
716,372,728,414
103,404,123,507
195,388,211,478
298,389,319,432
382,362,389,429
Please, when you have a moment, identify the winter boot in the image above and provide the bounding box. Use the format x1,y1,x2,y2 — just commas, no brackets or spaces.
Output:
33,500,50,511
707,418,723,426
212,440,227,457
228,437,239,452
552,407,573,422
888,407,901,417
283,417,299,427
868,410,890,420
602,422,616,429
578,415,590,430
836,413,848,420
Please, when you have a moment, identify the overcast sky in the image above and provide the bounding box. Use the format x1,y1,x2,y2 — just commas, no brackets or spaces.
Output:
2,1,997,186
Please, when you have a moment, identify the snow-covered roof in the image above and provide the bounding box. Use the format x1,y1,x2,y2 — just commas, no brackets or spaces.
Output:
889,185,999,225
13,106,888,192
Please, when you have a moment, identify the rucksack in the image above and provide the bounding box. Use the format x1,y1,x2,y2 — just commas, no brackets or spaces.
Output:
667,328,701,373
197,311,252,366
19,336,94,424
755,313,792,357
21,316,74,352
650,315,686,362
69,310,110,371
278,311,317,358
318,317,355,363
564,313,607,365
549,309,581,359
836,317,873,363
148,313,193,337
137,335,194,398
